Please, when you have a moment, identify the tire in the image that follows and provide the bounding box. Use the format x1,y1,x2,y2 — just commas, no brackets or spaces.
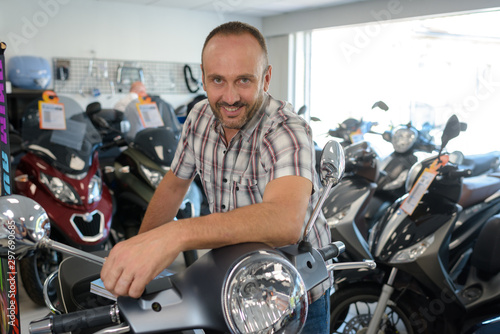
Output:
330,285,430,334
20,248,62,306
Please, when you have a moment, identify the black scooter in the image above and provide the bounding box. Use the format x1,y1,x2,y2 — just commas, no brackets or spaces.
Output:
86,97,204,265
331,115,500,334
1,141,376,334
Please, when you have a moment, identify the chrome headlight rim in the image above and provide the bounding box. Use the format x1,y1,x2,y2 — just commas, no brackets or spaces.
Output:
222,250,308,334
392,127,418,153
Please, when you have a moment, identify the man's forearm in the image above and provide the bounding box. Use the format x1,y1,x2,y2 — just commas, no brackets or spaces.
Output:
176,202,303,251
172,175,311,251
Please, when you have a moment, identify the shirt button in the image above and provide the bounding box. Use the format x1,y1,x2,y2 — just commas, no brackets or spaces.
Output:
223,178,228,183
222,204,226,209
236,187,239,191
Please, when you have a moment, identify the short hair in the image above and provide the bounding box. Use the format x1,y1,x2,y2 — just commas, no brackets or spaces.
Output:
201,21,268,66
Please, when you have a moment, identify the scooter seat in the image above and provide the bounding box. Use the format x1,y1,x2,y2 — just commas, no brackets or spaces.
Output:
489,171,500,179
461,152,500,176
458,175,500,208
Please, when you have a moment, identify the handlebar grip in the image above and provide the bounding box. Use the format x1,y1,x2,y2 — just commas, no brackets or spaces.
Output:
448,169,472,178
32,305,119,334
317,241,345,261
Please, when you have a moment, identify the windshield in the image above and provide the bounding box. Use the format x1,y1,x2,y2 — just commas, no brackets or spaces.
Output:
21,95,102,174
123,95,182,142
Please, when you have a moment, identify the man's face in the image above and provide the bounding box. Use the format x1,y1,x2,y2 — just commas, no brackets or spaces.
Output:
201,33,271,131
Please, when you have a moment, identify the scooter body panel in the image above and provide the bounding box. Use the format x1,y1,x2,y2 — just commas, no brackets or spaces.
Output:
15,152,112,248
372,194,461,296
325,177,376,261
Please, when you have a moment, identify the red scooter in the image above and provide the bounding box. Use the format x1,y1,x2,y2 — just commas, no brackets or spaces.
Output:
14,92,113,306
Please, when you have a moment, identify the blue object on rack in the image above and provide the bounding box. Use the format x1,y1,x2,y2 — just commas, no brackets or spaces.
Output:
8,56,52,90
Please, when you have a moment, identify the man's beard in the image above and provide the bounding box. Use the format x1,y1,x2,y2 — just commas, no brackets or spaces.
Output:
211,93,264,130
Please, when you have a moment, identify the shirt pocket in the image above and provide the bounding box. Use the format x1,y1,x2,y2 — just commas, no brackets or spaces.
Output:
231,176,263,210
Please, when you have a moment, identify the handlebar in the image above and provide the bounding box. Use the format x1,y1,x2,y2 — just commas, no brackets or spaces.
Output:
447,169,473,178
317,241,346,261
100,136,128,151
30,305,120,334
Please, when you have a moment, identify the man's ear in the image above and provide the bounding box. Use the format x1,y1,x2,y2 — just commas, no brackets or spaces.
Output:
200,64,206,91
263,65,272,92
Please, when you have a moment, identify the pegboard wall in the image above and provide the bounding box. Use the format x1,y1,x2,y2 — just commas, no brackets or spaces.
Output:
53,57,202,96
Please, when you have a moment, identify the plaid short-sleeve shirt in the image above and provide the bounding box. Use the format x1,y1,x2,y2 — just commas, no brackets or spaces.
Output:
171,93,330,247
171,94,332,297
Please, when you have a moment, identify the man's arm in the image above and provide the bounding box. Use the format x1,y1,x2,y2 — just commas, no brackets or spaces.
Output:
100,174,312,298
138,170,192,234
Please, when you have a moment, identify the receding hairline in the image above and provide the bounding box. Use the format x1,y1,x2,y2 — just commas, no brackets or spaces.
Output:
201,21,269,67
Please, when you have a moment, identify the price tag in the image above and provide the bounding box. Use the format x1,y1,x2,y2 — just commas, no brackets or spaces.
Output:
136,96,164,128
401,156,449,215
38,90,66,130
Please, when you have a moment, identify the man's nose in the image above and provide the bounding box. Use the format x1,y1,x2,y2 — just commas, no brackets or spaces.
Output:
222,84,240,105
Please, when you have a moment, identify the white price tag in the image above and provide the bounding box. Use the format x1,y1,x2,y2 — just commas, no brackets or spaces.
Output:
39,101,66,130
136,102,164,128
401,169,437,215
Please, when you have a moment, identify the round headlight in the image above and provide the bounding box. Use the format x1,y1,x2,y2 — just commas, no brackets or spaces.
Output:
391,127,418,153
222,250,308,333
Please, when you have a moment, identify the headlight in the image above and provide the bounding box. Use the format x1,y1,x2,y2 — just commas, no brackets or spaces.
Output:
391,127,418,153
88,174,102,204
222,251,308,334
140,164,164,188
40,172,81,205
390,234,435,263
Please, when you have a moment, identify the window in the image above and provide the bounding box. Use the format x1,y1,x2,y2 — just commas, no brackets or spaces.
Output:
310,10,500,155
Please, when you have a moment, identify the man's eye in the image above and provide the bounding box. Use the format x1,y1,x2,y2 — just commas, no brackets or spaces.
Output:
239,78,250,84
213,78,223,84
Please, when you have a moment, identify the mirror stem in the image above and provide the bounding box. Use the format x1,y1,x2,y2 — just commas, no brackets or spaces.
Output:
301,180,335,242
39,237,105,266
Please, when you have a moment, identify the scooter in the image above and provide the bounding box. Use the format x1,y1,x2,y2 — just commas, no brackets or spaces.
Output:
13,92,113,306
365,117,499,234
86,97,204,265
0,141,376,334
333,115,500,333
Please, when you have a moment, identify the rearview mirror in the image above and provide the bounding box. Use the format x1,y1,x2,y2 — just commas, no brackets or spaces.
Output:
441,114,461,150
0,195,51,259
319,140,345,187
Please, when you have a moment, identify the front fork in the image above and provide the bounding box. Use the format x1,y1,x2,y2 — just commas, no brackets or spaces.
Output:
365,267,398,334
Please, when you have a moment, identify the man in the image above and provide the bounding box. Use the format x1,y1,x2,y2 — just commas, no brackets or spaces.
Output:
101,21,331,333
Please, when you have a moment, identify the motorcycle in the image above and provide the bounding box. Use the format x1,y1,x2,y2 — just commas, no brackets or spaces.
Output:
12,92,113,306
331,114,500,333
0,140,376,334
86,96,204,265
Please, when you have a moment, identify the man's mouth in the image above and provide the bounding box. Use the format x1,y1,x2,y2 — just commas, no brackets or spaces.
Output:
221,104,244,117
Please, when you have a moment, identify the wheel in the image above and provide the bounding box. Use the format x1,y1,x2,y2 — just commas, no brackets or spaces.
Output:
330,285,428,334
20,248,62,306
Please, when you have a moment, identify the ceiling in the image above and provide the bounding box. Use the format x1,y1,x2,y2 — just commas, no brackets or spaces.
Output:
94,0,369,17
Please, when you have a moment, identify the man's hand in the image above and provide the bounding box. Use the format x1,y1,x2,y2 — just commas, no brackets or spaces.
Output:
100,225,181,298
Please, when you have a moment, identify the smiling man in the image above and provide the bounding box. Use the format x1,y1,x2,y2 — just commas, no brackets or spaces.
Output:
101,21,331,333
